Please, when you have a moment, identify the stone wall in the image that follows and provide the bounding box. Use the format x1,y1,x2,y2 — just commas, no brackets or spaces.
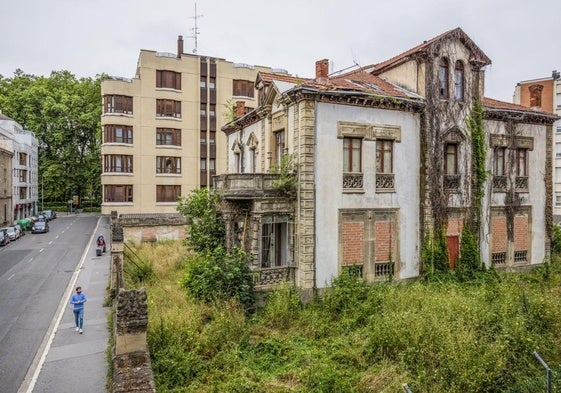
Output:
116,213,188,244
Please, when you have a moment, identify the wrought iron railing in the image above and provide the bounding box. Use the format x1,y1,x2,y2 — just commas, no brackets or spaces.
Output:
376,174,395,190
375,262,393,278
515,176,529,191
492,252,506,266
514,250,528,264
343,173,363,190
493,176,507,191
444,174,460,190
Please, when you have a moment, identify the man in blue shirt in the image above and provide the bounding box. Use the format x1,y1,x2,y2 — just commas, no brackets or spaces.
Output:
70,286,87,334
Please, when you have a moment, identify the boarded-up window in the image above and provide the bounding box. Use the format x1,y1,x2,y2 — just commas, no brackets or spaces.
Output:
342,221,364,265
156,185,181,202
104,185,133,202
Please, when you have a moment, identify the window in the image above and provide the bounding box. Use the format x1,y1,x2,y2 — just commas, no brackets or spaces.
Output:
103,155,133,173
233,79,254,97
19,170,27,182
444,143,458,174
156,156,181,174
156,70,181,90
556,194,561,207
343,137,362,173
209,158,215,172
234,152,241,173
156,99,181,118
104,125,133,144
274,130,286,165
156,185,181,202
104,185,133,202
19,152,27,166
260,217,290,268
200,77,206,89
209,77,216,89
19,187,27,199
209,104,216,118
376,140,393,173
454,61,464,101
200,159,207,171
104,95,133,114
249,148,257,173
529,84,543,108
200,104,207,117
438,58,449,99
156,128,181,146
494,147,506,176
209,132,216,145
516,149,528,177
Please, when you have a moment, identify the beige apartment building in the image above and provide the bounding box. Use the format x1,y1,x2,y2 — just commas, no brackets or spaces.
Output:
514,71,561,220
101,36,283,215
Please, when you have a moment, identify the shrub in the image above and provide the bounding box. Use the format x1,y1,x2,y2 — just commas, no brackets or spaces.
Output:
180,247,255,311
456,225,483,279
552,223,561,256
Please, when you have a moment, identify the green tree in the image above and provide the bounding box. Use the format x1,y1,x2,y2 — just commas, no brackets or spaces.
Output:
176,188,225,253
0,70,102,205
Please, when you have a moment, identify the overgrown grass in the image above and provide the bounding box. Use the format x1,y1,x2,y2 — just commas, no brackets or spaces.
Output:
134,241,561,392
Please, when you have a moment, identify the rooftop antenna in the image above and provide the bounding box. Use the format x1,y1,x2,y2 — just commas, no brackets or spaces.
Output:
188,3,203,54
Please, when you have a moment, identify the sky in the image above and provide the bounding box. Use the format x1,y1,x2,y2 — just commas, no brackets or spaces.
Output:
0,0,559,103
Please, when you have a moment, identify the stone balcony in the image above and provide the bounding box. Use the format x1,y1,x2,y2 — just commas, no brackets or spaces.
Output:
213,173,288,199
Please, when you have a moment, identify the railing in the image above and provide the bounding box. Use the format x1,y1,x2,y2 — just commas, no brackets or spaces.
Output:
213,173,286,199
343,173,363,190
515,176,529,192
254,266,296,286
493,176,507,191
376,174,395,190
444,174,460,190
492,252,506,266
375,262,393,278
514,250,528,264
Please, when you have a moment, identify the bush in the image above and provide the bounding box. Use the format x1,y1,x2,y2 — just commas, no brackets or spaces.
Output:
180,247,255,311
552,223,561,256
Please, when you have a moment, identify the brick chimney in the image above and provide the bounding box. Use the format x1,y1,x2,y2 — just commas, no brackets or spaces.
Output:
236,101,245,118
177,35,184,57
315,59,329,79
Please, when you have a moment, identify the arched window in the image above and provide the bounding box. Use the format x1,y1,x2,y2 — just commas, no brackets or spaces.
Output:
454,61,464,101
438,58,449,99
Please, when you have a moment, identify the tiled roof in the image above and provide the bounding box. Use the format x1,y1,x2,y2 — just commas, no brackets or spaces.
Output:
483,97,549,113
368,27,491,75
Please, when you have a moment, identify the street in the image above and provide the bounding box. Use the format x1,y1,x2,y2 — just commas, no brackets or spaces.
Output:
0,214,101,393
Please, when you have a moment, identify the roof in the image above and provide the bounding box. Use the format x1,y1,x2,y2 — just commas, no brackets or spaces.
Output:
483,97,559,123
367,27,492,75
483,97,548,113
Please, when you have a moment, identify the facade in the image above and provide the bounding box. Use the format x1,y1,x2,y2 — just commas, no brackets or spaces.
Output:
513,71,561,220
100,36,285,215
0,112,39,224
0,138,13,227
216,28,558,296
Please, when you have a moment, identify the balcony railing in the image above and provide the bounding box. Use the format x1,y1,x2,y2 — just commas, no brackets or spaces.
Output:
493,176,507,191
254,266,296,287
515,176,529,192
444,174,460,191
343,172,363,190
376,174,395,191
213,173,286,199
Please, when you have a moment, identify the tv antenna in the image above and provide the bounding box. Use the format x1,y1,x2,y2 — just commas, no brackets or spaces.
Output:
188,3,203,54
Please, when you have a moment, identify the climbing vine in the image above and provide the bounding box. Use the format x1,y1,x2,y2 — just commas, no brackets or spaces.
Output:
468,100,486,232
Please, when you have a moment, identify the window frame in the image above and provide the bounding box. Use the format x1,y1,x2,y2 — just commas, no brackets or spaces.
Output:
494,147,506,176
516,148,528,177
156,99,182,118
156,185,181,202
104,185,133,202
156,156,181,174
103,154,133,173
104,125,133,144
454,61,464,101
156,128,181,146
233,79,254,98
438,58,449,99
444,143,458,175
103,95,133,115
376,139,393,174
343,137,363,173
156,70,181,90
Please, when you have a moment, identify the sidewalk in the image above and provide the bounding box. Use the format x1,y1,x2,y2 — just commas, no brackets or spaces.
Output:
31,215,111,393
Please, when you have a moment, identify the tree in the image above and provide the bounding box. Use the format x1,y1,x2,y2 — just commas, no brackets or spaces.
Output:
0,70,102,205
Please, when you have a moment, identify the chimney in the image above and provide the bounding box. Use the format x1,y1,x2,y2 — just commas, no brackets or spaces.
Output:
553,70,560,80
177,35,184,57
236,101,245,118
315,59,329,79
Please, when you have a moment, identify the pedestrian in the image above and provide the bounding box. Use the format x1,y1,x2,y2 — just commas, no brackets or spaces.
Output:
70,286,87,334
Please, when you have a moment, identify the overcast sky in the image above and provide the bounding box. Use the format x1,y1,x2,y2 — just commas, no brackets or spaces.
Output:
0,0,559,103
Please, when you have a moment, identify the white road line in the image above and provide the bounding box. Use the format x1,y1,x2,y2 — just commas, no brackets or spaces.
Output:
55,236,59,239
39,248,44,253
7,274,15,280
48,241,53,245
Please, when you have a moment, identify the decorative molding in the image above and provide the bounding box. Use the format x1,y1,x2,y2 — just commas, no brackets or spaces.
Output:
337,121,401,141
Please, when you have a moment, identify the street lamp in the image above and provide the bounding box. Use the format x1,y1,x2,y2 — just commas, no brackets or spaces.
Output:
41,174,44,212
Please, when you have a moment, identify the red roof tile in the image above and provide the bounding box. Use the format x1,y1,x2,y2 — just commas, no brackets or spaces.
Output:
483,97,550,113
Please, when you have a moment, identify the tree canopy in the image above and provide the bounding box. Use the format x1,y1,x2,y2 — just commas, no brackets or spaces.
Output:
0,69,102,205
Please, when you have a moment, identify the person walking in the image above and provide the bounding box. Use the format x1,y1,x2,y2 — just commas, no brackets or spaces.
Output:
70,286,87,334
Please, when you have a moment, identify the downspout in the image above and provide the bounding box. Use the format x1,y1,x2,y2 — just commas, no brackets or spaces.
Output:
312,96,318,294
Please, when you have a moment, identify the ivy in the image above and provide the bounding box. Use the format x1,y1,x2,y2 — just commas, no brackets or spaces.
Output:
468,100,487,230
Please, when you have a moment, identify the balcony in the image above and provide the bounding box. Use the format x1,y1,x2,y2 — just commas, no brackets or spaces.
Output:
493,175,507,192
515,176,529,192
444,174,460,191
254,266,296,287
213,173,288,199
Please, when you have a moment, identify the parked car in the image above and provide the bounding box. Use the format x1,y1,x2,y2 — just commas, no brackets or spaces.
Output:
31,221,49,234
42,210,57,220
13,224,24,236
0,229,10,246
2,226,19,241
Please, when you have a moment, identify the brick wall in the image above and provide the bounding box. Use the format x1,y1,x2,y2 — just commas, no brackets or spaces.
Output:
491,216,507,253
342,221,364,264
514,215,529,250
446,218,464,236
375,220,395,262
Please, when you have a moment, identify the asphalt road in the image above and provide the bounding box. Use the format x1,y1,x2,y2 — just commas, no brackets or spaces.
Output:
0,214,101,393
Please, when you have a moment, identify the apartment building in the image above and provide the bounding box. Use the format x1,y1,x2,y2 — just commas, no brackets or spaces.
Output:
216,28,557,295
0,113,39,223
101,36,284,215
513,71,561,220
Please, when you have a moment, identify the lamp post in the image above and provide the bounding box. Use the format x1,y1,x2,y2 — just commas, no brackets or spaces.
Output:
41,174,44,212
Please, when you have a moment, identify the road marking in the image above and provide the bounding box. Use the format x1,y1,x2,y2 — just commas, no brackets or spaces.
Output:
48,241,53,245
55,236,59,239
39,248,44,253
29,258,33,262
7,274,15,280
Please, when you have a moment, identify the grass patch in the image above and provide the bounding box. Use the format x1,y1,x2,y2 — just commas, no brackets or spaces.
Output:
135,241,561,392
